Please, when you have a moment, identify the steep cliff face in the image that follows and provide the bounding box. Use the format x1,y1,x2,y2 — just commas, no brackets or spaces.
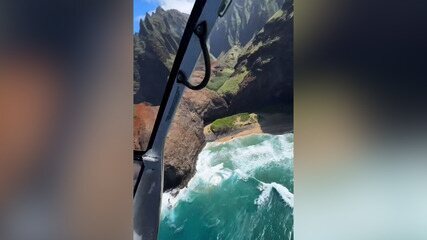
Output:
217,45,243,69
162,97,205,190
162,88,228,190
221,1,294,114
133,100,204,190
134,7,188,105
138,7,188,61
183,88,229,123
134,90,227,190
209,0,285,56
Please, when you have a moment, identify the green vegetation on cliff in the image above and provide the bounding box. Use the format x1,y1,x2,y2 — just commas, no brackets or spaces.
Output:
210,113,257,134
216,1,293,112
207,68,234,91
217,70,248,95
209,0,286,56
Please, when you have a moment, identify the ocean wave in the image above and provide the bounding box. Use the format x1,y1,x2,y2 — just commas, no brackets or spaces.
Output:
161,133,294,218
255,182,294,208
203,133,294,175
161,163,232,220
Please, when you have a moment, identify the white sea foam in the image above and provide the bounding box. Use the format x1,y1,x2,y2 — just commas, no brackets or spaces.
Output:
270,182,294,208
255,184,274,206
234,169,250,181
212,133,294,175
162,133,294,217
255,182,294,208
161,163,233,220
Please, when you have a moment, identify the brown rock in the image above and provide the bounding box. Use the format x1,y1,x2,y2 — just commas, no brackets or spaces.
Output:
133,103,158,151
182,88,228,123
163,98,205,190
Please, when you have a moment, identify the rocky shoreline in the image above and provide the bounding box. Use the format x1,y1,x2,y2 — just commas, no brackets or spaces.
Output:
167,111,292,191
134,103,292,192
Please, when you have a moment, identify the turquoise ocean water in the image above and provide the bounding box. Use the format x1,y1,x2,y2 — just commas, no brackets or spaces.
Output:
159,133,294,240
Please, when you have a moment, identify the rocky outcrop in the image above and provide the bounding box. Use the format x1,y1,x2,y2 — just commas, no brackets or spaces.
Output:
204,113,259,141
164,86,231,190
133,99,204,190
163,89,229,190
162,97,205,190
209,0,285,56
182,89,228,122
134,90,227,190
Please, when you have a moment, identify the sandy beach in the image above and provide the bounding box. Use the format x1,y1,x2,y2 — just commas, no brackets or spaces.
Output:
215,123,264,142
205,112,293,143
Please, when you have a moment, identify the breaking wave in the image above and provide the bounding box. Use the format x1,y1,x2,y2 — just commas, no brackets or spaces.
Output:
255,182,294,208
160,133,294,240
